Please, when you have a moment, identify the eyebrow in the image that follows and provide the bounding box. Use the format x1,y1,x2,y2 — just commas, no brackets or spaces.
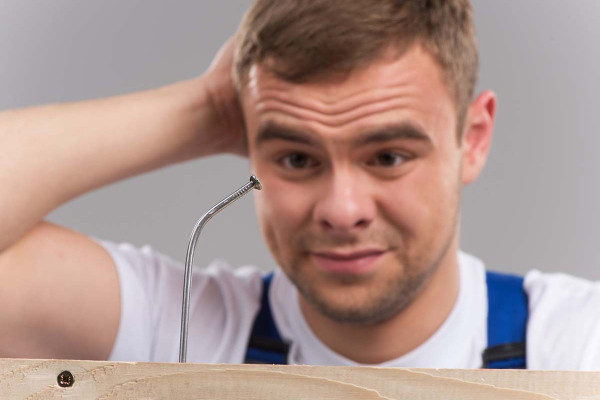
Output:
255,123,318,146
254,121,432,147
356,123,432,146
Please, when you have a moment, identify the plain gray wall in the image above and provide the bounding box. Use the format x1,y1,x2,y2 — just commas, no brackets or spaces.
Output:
2,1,600,279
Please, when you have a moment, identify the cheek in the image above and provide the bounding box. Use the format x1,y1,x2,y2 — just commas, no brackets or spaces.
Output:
379,160,460,238
253,171,315,257
377,179,425,237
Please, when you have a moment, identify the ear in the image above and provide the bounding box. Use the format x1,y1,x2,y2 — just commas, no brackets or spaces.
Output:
460,90,496,185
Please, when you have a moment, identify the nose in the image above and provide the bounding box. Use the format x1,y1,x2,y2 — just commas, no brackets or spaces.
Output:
312,169,376,232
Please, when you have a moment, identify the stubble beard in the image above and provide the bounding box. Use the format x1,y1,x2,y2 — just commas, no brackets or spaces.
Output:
284,211,459,326
289,252,438,326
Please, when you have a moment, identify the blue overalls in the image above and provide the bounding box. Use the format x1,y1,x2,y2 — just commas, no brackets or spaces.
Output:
244,271,528,368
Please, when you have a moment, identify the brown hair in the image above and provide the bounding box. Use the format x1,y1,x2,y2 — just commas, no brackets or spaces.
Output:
234,0,478,136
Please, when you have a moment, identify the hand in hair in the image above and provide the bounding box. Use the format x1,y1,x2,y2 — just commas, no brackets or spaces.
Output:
202,37,248,157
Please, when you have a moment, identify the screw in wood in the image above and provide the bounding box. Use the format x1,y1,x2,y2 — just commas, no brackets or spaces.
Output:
57,370,74,387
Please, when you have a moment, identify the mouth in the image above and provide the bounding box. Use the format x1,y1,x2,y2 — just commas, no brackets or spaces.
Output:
310,248,388,275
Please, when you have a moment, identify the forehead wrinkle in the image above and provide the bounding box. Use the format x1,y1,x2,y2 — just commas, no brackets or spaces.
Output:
252,79,420,117
253,96,444,150
256,96,424,129
246,46,454,146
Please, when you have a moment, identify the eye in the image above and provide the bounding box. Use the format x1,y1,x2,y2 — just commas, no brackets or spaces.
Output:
368,151,407,167
279,152,319,170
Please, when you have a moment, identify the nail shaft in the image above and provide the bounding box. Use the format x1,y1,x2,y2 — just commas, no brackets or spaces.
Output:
179,175,261,363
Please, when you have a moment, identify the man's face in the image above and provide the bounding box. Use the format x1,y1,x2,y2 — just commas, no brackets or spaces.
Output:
241,44,466,325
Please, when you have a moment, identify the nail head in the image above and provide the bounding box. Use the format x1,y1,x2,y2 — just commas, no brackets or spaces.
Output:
250,175,262,190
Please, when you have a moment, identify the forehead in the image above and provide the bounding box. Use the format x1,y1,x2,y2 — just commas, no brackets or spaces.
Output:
241,43,456,140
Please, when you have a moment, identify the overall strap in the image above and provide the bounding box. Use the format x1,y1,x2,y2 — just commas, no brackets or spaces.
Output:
244,272,290,364
483,270,528,369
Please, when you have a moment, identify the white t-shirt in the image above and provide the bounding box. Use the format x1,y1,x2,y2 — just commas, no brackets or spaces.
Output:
100,241,600,369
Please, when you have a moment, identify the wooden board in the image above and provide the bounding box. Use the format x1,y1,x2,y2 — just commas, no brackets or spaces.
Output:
0,358,598,399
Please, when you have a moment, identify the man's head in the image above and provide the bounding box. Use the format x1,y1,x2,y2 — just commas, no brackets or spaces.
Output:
234,0,495,326
234,0,479,136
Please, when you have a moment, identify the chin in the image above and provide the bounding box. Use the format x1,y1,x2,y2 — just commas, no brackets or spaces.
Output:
304,289,407,326
291,266,430,326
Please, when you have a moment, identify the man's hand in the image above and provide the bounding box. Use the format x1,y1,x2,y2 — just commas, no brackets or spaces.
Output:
201,38,247,157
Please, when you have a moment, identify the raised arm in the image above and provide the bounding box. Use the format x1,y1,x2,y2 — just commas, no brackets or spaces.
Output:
0,39,244,359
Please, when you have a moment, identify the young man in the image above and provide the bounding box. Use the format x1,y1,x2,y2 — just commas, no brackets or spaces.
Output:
0,0,598,369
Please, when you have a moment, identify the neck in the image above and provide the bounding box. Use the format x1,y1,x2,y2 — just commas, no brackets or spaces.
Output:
299,245,461,364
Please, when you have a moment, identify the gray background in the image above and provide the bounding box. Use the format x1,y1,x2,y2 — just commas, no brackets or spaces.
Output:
2,1,600,278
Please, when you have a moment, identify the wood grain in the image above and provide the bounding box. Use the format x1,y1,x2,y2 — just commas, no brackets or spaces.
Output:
0,358,597,399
